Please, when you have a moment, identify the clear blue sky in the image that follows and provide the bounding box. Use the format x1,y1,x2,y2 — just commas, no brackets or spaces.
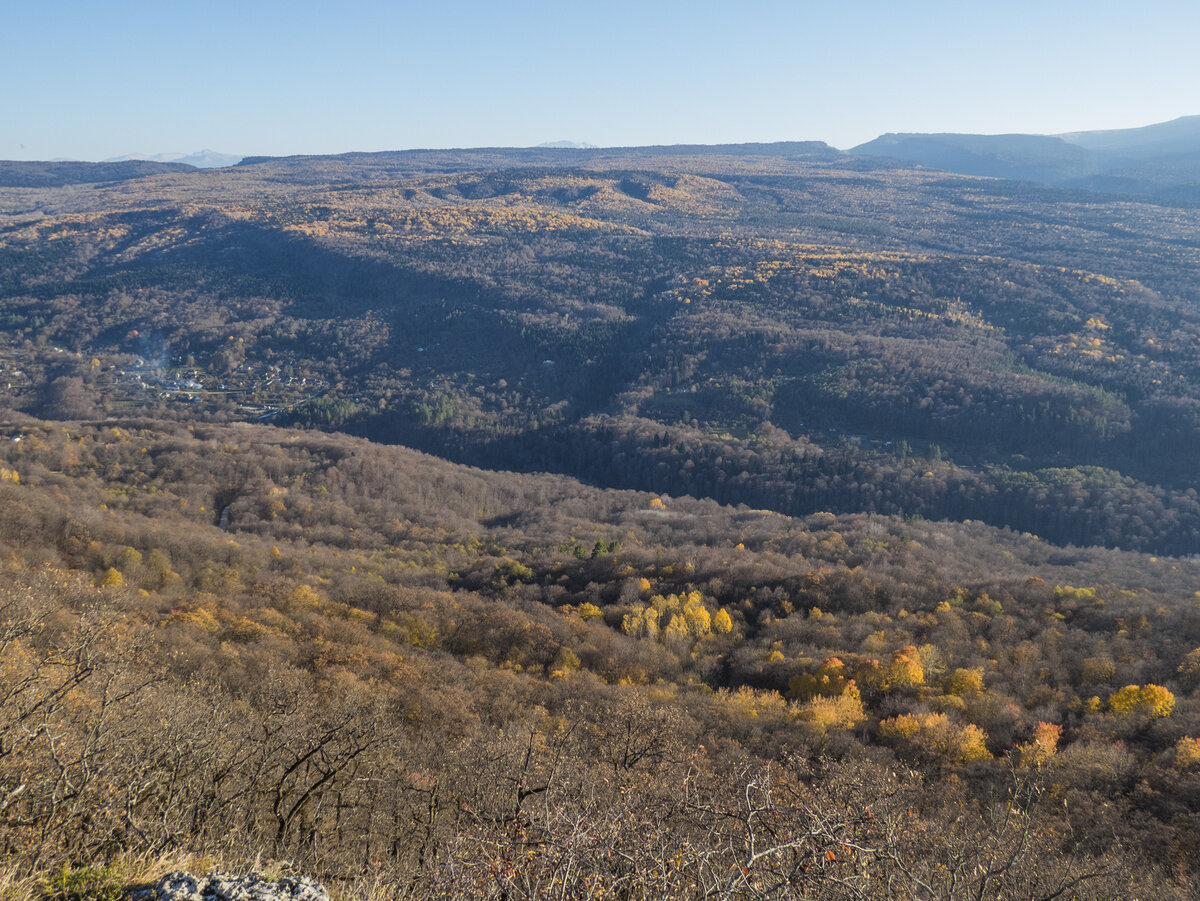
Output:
3,0,1198,160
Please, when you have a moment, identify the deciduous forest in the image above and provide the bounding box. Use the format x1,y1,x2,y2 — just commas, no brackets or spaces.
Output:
3,145,1200,898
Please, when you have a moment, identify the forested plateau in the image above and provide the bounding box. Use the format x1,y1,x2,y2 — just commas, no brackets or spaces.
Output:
3,147,1200,898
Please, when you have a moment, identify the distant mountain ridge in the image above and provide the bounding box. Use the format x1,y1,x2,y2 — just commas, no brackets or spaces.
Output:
0,159,196,187
850,132,1095,183
13,118,1200,201
233,141,844,182
851,115,1200,202
1057,115,1200,157
103,149,242,168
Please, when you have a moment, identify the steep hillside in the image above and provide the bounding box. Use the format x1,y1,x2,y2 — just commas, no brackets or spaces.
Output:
2,417,1200,897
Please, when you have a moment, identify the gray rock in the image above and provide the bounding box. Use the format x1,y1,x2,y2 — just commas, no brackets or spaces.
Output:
152,871,330,901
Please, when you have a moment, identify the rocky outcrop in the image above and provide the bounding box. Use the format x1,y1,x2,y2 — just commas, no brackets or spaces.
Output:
139,871,330,901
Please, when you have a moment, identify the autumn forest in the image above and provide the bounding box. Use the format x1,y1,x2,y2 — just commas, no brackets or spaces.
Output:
3,143,1200,899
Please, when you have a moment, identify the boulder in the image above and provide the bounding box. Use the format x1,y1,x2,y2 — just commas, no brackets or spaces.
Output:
144,871,330,901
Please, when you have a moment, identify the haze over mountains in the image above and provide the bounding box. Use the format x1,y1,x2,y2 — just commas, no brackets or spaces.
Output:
102,149,243,168
851,114,1200,201
10,114,1200,203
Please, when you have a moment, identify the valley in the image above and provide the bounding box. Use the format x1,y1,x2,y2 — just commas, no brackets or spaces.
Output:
4,140,1200,898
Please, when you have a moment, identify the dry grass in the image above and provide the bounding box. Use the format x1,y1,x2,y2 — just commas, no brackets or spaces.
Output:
0,850,227,901
0,862,37,901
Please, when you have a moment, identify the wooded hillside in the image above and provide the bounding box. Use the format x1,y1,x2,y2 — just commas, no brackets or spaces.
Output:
4,149,1200,554
5,146,1200,897
1,418,1200,898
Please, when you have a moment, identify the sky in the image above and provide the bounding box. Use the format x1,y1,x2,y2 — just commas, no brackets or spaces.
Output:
3,0,1198,161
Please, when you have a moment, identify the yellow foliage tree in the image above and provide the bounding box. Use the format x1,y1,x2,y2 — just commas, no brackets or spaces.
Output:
878,712,991,765
1175,736,1200,770
625,591,722,647
167,605,220,632
577,602,603,621
884,646,925,691
718,686,788,721
549,647,582,680
1178,648,1200,689
789,657,848,701
1016,721,1062,768
662,613,690,647
98,567,124,588
946,667,984,696
1108,684,1175,718
622,606,645,637
713,607,733,634
683,591,711,636
795,681,865,732
289,584,322,608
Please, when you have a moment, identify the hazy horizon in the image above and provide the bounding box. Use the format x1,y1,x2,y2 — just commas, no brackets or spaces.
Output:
5,0,1199,162
9,110,1198,166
